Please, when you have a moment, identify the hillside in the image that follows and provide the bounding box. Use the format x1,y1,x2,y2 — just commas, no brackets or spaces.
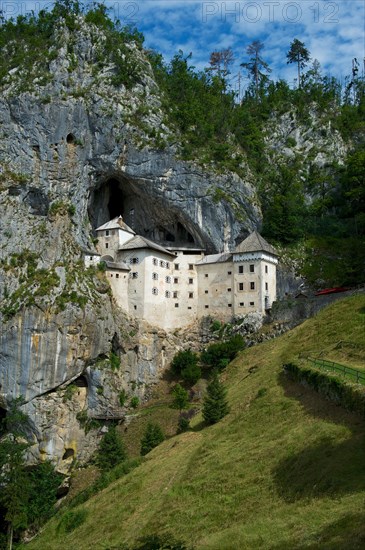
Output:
27,294,365,549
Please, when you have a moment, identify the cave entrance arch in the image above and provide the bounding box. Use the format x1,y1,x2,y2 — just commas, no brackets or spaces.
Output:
88,175,206,250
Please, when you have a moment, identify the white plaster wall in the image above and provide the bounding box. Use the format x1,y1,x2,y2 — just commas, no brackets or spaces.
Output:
106,269,129,312
197,261,234,321
84,255,100,268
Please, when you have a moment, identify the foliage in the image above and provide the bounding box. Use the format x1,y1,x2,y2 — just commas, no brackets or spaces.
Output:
283,363,365,418
171,384,189,411
130,396,140,409
202,371,230,425
286,38,311,87
110,351,120,371
128,533,191,549
140,422,165,456
27,462,63,529
241,40,271,98
201,335,245,371
177,416,190,433
56,509,88,534
170,349,201,384
97,425,127,471
119,389,127,407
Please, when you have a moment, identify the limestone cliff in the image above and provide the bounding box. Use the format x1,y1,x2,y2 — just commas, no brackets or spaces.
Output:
0,17,260,468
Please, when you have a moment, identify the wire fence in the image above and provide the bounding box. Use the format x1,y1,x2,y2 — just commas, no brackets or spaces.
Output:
304,356,365,386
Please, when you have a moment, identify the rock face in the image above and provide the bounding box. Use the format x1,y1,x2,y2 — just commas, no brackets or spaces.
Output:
0,19,261,469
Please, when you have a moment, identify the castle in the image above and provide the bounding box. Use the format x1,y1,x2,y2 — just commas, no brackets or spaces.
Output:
84,217,278,330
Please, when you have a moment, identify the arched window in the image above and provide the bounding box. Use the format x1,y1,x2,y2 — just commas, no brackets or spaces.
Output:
165,276,171,283
152,272,158,280
152,287,158,295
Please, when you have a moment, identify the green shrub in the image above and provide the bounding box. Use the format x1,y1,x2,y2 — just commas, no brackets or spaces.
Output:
140,422,165,456
56,509,88,534
171,349,201,384
130,396,139,409
177,416,190,433
110,352,120,371
201,335,245,371
119,389,127,407
171,384,189,411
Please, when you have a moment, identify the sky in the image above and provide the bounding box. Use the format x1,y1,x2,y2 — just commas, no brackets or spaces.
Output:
2,0,365,95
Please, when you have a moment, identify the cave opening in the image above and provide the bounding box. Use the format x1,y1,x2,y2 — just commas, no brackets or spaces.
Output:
62,448,75,460
74,375,88,388
0,407,7,436
88,175,206,250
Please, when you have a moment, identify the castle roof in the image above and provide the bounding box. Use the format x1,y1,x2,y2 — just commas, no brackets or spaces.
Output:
234,231,277,256
105,261,130,271
119,235,176,257
196,252,232,265
96,216,135,235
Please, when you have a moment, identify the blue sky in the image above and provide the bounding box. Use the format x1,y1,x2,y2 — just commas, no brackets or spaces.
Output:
3,1,365,94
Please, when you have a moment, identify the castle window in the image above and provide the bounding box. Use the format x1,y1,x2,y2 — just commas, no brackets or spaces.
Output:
227,271,232,275
239,283,244,291
173,291,178,298
152,272,158,280
174,263,179,270
238,265,243,274
205,305,209,309
175,303,179,308
152,287,158,295
160,260,166,267
166,262,170,269
265,282,268,291
189,264,194,270
105,243,109,249
250,282,255,290
116,274,119,278
239,302,244,307
165,291,170,298
265,265,268,274
189,292,194,299
153,258,158,266
188,306,192,310
205,290,208,294
250,264,255,272
205,274,208,278
110,274,113,278
188,278,193,284
134,305,137,310
89,256,93,260
174,277,179,284
106,230,110,236
250,301,255,306
228,304,232,307
130,257,139,264
131,272,138,279
227,288,231,292
165,276,171,283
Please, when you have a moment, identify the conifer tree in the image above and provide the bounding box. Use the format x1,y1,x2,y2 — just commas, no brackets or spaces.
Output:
286,38,310,88
171,384,189,412
140,422,164,456
97,425,127,471
241,40,271,98
202,372,230,425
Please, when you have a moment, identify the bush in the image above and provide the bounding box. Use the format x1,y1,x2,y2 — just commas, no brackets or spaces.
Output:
171,384,189,411
130,396,139,409
97,425,127,471
203,372,230,425
56,509,88,534
140,422,165,456
171,349,201,384
201,335,245,371
119,389,127,407
177,415,190,433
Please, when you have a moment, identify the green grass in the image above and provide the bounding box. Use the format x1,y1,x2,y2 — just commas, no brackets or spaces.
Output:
26,295,365,549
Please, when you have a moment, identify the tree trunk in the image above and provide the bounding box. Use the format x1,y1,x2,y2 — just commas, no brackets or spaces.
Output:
7,523,13,550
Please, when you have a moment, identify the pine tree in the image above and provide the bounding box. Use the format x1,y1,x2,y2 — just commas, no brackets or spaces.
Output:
202,372,230,425
286,38,310,88
140,422,165,456
97,425,127,471
241,40,271,98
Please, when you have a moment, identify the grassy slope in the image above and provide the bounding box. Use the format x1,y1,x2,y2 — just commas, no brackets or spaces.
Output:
28,295,365,549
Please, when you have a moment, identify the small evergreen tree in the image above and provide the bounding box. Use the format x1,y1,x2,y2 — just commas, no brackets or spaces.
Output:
97,425,127,471
140,423,164,456
171,384,189,412
171,349,201,384
202,372,230,425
